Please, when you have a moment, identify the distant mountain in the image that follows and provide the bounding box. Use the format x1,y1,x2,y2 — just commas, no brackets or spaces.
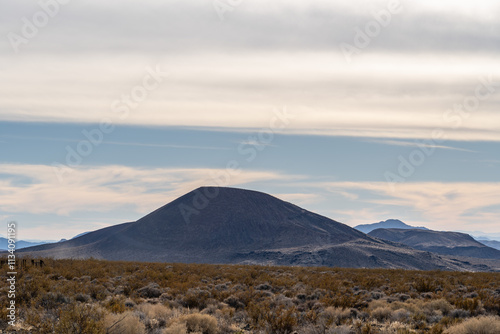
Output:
369,228,500,260
22,239,57,243
355,219,429,234
476,239,500,251
72,231,91,239
0,233,86,251
16,187,495,271
0,238,48,250
459,231,500,242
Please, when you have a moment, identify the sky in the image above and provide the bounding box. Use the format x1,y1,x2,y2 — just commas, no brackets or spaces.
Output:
1,0,499,240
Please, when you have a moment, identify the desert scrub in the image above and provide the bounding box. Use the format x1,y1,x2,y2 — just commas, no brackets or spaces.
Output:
169,313,218,334
55,303,105,334
164,322,189,334
103,296,127,313
444,316,500,334
3,257,500,333
321,306,352,326
104,311,145,334
371,306,393,322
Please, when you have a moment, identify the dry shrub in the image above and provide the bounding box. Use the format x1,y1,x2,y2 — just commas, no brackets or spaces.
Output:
371,306,392,322
414,278,436,293
369,299,388,310
391,309,410,322
379,321,414,334
222,295,244,310
24,308,57,334
214,315,241,334
103,296,126,313
326,325,351,334
180,313,218,334
104,311,145,334
455,298,483,315
75,293,91,303
389,300,420,314
297,324,322,334
426,299,453,316
444,316,500,334
322,307,351,326
164,322,188,334
138,283,162,298
55,304,105,334
137,303,172,321
248,302,297,334
88,283,109,301
179,289,211,309
38,292,69,310
267,306,298,334
450,309,470,319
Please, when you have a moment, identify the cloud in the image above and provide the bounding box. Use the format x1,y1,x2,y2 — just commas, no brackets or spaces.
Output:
1,0,499,54
1,0,500,142
0,135,231,151
272,193,320,205
322,181,500,233
325,187,359,201
0,163,298,216
366,139,478,152
1,52,499,141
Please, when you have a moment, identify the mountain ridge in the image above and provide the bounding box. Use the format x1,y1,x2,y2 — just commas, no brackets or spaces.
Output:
0,238,48,251
368,228,500,260
354,219,429,234
15,187,497,271
476,239,500,250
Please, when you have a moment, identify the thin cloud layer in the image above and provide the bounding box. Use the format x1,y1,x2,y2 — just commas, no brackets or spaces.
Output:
1,0,499,53
0,164,295,215
1,53,499,141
